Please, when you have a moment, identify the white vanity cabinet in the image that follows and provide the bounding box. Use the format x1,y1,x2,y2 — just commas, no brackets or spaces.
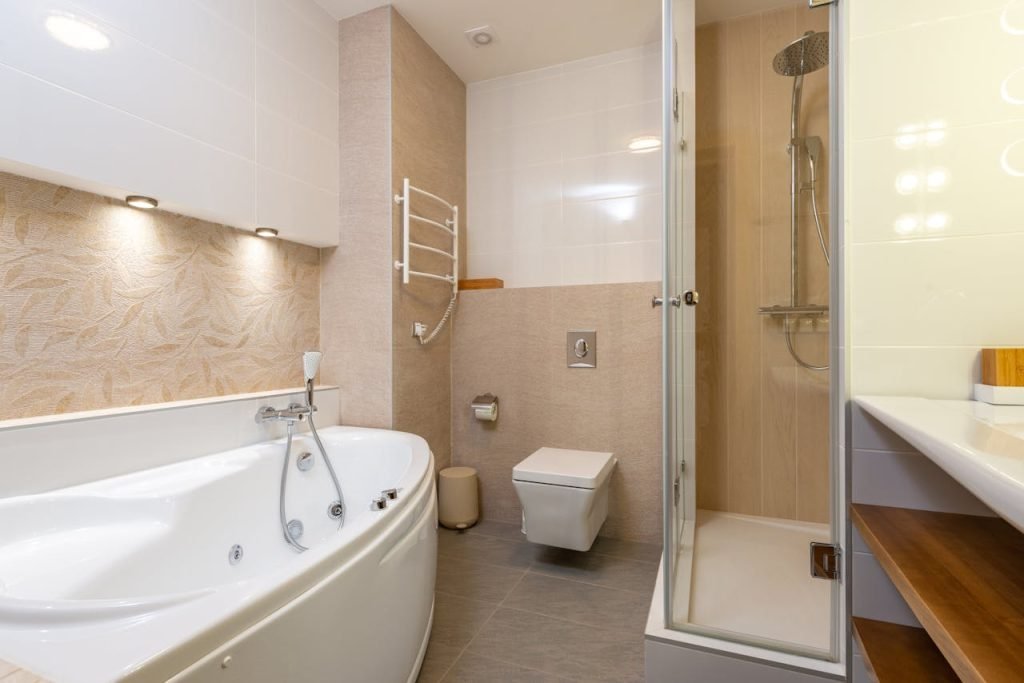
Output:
0,0,339,247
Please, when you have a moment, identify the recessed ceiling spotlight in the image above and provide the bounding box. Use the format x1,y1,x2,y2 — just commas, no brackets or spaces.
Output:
125,195,158,210
628,136,662,153
464,25,496,47
255,227,279,238
46,13,110,51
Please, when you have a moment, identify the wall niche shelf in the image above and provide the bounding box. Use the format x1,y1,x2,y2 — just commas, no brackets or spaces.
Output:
851,504,1024,682
458,278,504,290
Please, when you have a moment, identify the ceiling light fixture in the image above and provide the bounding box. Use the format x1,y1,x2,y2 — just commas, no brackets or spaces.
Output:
255,227,279,238
628,136,662,153
125,195,158,210
464,25,496,47
46,13,110,51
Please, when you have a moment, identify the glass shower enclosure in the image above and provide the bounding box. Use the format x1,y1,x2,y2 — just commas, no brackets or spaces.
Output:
660,0,844,665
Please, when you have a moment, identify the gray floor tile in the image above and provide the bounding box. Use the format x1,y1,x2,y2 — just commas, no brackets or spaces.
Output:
590,536,663,564
435,554,526,604
466,608,645,682
416,641,463,683
438,528,537,569
430,591,499,649
530,547,658,594
440,652,570,682
465,519,525,543
503,573,650,632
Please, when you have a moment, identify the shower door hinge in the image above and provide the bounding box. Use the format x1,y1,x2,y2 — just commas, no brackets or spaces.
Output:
810,542,841,580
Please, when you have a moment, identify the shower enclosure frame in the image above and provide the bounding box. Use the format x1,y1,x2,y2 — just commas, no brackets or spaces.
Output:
656,0,849,676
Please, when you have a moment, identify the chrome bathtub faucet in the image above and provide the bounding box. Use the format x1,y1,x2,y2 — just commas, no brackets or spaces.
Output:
255,403,314,424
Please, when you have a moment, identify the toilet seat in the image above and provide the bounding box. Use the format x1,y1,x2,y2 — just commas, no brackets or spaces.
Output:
512,447,615,489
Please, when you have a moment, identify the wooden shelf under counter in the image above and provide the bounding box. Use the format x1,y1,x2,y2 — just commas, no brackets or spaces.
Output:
853,617,958,682
851,504,1024,682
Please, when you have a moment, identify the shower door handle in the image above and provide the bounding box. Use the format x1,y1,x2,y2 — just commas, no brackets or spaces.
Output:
652,295,682,308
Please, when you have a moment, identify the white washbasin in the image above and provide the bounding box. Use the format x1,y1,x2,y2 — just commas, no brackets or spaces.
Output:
856,396,1024,533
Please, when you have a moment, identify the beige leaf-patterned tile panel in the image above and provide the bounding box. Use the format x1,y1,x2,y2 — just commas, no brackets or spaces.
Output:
0,172,320,421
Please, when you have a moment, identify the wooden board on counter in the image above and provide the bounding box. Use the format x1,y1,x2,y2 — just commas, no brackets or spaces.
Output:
982,348,1024,386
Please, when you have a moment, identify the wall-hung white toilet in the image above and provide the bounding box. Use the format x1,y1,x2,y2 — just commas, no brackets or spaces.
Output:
512,447,616,551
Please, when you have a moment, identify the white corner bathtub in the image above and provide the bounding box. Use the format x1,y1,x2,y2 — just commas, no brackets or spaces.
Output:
0,425,437,683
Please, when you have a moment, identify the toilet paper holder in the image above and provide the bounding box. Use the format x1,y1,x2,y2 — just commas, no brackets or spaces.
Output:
471,393,499,422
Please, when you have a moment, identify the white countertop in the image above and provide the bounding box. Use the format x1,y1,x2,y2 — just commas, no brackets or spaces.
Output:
856,396,1024,533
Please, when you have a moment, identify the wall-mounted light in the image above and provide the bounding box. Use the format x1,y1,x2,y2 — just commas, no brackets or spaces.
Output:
46,13,110,51
628,136,662,153
255,227,279,238
125,195,158,210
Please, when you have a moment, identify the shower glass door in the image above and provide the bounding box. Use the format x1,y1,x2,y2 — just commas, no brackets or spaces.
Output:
661,0,842,663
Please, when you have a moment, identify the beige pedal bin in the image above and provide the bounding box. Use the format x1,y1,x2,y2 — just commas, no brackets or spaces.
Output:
438,466,479,530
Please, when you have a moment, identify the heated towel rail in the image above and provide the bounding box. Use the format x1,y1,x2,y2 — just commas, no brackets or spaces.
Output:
393,178,459,344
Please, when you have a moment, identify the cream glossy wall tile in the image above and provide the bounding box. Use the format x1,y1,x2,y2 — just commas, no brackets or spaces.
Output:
0,172,319,421
849,7,1024,139
467,45,662,288
851,234,1024,348
848,0,1024,398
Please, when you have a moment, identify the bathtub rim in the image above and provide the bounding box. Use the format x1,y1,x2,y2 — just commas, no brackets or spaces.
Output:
122,435,436,683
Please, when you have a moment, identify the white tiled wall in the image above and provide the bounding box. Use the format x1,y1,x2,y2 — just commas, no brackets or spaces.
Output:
0,0,339,247
467,45,662,288
848,0,1024,399
846,3,1022,672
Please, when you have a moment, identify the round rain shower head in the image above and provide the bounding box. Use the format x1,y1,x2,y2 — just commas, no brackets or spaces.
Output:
772,31,829,77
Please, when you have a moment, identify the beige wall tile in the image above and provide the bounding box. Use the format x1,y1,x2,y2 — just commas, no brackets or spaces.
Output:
322,7,394,429
390,9,466,468
723,13,764,516
452,282,662,544
0,172,319,421
695,2,831,523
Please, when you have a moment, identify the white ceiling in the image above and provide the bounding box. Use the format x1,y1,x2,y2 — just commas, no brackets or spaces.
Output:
313,0,661,83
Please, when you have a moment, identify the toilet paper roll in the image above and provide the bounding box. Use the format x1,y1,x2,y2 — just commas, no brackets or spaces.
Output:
473,403,498,421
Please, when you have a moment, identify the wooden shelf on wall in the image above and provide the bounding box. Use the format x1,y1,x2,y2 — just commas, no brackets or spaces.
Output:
851,504,1024,682
458,278,504,291
853,617,958,683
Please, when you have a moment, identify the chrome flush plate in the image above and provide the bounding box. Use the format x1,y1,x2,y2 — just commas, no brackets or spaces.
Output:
567,330,597,369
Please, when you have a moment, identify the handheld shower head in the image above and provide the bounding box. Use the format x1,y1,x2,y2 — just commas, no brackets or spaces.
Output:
303,351,321,408
303,351,322,382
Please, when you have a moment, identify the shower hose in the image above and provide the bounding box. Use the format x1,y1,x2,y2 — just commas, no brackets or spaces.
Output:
784,154,829,373
278,398,347,552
